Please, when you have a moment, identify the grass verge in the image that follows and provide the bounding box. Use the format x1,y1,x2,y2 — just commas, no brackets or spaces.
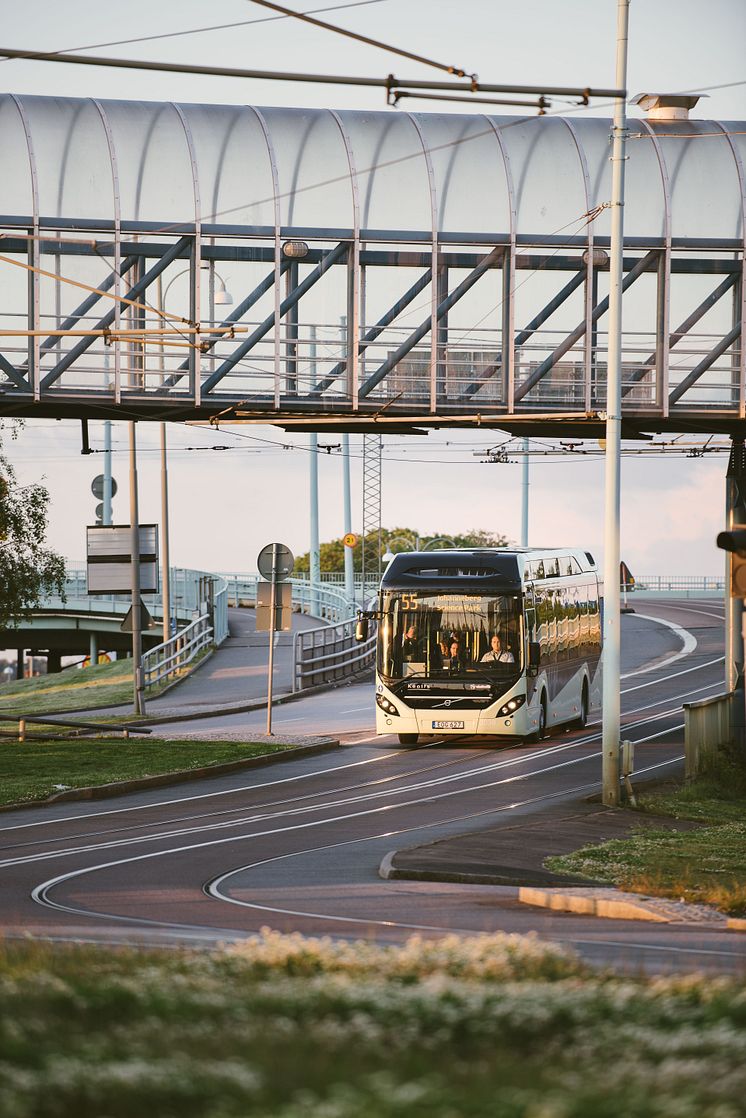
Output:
0,737,300,806
547,749,746,916
1,932,745,1118
0,648,212,717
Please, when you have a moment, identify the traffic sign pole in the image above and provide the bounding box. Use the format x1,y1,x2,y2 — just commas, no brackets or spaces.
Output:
266,543,278,735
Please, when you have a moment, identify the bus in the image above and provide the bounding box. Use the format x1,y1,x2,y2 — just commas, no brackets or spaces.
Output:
360,547,602,744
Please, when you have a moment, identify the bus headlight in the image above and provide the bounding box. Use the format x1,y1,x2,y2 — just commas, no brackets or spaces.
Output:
497,694,526,717
376,693,400,716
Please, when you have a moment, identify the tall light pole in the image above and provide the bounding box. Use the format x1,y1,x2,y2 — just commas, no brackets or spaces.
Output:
601,0,630,807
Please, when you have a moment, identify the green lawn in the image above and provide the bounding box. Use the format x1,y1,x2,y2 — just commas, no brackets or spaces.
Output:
547,749,746,915
1,933,745,1117
0,737,301,805
0,658,136,715
0,648,212,717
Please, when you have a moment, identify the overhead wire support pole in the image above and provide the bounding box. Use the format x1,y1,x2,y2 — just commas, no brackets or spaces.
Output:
0,48,626,101
602,0,630,808
129,421,145,716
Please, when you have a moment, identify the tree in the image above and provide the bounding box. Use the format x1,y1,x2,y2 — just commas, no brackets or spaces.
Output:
0,439,66,629
294,526,509,573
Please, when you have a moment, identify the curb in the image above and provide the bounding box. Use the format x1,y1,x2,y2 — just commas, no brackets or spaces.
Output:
518,885,738,928
378,852,598,889
0,738,342,811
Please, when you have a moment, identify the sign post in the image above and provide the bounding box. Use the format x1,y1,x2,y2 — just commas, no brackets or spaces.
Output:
256,542,294,735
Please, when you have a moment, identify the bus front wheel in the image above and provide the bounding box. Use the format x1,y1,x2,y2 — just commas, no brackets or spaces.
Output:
527,694,547,743
398,733,419,746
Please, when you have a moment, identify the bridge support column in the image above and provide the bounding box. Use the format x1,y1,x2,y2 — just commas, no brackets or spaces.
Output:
46,652,62,674
89,632,99,667
725,440,745,753
15,649,24,680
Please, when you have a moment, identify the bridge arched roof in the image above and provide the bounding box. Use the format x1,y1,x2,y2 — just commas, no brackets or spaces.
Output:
0,94,744,245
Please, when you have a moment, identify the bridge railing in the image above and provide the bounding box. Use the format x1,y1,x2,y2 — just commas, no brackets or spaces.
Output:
219,573,376,692
141,614,215,692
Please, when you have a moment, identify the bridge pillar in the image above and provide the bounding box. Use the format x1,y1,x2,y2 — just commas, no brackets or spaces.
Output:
89,632,99,667
15,649,24,680
46,652,62,674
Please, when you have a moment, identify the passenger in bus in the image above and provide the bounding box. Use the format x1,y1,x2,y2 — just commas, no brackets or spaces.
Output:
402,625,420,660
448,637,466,671
480,634,515,664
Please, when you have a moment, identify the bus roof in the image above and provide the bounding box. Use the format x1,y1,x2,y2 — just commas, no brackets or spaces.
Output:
380,548,597,592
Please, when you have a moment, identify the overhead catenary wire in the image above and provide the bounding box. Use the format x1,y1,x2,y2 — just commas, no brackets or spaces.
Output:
248,0,474,79
0,0,388,62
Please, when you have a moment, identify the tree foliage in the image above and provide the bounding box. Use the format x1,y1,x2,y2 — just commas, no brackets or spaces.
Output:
0,439,66,629
294,526,509,574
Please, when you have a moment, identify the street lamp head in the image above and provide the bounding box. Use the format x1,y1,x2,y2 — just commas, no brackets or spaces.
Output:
214,287,233,305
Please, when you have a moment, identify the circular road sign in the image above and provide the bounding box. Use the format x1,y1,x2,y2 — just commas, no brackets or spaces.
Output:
257,542,294,582
343,532,357,548
91,475,118,500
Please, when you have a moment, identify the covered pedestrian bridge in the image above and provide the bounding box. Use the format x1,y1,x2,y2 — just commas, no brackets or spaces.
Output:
0,92,743,436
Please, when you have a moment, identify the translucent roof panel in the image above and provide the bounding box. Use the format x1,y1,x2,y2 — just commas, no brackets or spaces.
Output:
415,113,513,236
497,116,589,238
652,119,743,240
15,95,115,222
0,94,743,245
180,104,277,229
337,110,434,234
97,100,198,224
259,107,355,232
0,97,34,219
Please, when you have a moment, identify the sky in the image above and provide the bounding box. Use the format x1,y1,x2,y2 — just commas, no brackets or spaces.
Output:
2,0,745,577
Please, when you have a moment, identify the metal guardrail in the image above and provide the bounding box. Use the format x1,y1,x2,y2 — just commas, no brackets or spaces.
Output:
142,614,215,692
1,714,152,742
684,691,734,779
219,573,375,693
635,575,725,592
293,619,377,692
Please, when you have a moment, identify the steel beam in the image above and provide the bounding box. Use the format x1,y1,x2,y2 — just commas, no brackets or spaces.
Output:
514,251,657,403
310,268,432,398
22,254,138,371
40,236,192,390
202,241,348,394
359,246,503,399
462,270,586,400
164,259,292,389
668,321,742,406
622,271,739,397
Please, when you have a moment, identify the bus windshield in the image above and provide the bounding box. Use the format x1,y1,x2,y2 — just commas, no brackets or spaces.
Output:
379,590,522,682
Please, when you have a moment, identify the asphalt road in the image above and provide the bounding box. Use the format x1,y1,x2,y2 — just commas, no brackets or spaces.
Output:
2,597,743,976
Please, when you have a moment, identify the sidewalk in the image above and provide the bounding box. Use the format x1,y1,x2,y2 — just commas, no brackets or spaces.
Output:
380,796,744,930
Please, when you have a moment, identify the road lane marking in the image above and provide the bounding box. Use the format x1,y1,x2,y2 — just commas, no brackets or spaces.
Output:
621,613,697,679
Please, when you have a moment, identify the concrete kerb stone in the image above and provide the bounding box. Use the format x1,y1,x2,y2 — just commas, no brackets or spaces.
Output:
0,738,342,812
379,854,745,932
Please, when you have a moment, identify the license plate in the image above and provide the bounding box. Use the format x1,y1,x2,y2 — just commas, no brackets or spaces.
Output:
431,720,465,730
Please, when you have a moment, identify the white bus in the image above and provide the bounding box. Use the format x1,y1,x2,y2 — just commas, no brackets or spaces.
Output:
361,547,602,745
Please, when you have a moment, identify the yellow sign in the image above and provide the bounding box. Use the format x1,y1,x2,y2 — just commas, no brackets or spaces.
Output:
343,533,357,548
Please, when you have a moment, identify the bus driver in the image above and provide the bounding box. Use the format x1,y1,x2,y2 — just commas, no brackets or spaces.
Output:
480,634,514,664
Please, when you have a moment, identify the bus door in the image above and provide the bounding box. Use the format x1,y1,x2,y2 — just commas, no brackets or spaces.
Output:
523,592,538,699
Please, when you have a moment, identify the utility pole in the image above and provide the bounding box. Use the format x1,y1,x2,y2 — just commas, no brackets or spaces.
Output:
309,326,320,614
160,422,171,646
128,421,145,715
725,439,746,750
601,0,630,807
521,437,530,547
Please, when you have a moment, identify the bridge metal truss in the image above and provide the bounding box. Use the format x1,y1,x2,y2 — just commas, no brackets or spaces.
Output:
0,221,743,436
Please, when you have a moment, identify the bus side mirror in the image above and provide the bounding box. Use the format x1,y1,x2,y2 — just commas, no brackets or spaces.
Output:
528,641,541,675
355,618,369,642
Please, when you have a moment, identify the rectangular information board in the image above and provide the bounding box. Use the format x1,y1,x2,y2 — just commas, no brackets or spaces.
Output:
255,581,292,632
86,524,159,594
